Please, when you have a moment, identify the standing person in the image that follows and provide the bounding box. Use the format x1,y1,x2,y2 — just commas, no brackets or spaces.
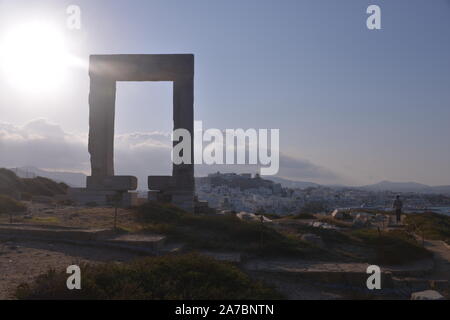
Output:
392,195,403,224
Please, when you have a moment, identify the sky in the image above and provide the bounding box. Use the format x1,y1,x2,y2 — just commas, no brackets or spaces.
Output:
0,0,450,188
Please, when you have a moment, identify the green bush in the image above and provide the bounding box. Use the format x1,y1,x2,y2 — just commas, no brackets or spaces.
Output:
299,201,326,214
135,201,185,224
293,213,316,220
350,229,432,265
0,168,68,197
21,177,68,197
135,202,317,258
16,253,282,300
405,212,450,243
0,168,23,196
0,194,26,214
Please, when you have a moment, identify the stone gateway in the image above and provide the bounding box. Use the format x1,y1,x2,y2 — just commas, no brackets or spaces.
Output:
69,54,195,212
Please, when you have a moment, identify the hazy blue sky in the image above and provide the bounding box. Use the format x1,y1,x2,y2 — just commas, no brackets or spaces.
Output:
0,0,449,186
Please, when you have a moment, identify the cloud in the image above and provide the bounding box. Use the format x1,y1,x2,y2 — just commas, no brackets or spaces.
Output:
0,119,176,188
0,119,344,188
0,118,88,171
278,154,340,182
114,131,173,184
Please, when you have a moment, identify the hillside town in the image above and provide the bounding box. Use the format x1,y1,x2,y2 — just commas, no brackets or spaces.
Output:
196,172,450,215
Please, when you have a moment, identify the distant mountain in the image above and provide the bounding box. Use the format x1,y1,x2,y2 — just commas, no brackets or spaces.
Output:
10,166,86,187
429,185,450,194
266,176,320,189
359,180,448,193
268,177,450,194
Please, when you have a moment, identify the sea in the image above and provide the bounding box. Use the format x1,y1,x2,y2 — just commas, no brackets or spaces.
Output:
424,207,450,216
403,207,450,216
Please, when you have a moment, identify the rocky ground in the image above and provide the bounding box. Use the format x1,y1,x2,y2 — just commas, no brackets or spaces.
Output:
0,204,449,300
0,237,356,300
0,239,141,299
422,239,450,281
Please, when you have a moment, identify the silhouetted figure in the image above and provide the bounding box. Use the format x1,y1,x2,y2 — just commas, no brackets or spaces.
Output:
392,195,403,224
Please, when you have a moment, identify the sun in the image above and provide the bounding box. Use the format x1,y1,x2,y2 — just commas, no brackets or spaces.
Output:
0,21,71,93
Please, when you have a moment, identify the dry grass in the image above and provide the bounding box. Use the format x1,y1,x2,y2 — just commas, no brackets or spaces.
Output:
405,212,450,243
4,202,434,266
30,216,60,224
1,205,141,231
135,202,321,258
61,207,139,230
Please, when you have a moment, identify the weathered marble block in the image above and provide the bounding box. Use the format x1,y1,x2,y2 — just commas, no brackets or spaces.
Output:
87,175,138,191
148,175,174,191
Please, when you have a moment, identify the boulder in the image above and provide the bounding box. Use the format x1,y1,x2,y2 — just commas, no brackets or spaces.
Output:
331,209,343,219
411,290,445,300
236,211,255,221
236,212,272,223
309,221,338,230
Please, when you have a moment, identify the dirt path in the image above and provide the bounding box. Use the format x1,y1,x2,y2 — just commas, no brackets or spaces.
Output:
422,239,450,281
0,239,141,300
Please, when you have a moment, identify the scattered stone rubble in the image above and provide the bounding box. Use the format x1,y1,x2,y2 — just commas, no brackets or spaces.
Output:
411,290,445,300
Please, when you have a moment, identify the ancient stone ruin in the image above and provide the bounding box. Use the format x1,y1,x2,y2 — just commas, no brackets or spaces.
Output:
69,54,195,212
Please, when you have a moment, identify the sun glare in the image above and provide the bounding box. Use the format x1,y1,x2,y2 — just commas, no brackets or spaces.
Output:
0,21,71,93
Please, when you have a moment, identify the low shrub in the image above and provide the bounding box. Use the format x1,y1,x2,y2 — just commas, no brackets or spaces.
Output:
0,168,68,197
16,253,282,300
135,201,185,224
350,229,432,265
31,216,60,224
134,202,316,258
404,212,450,243
299,201,327,214
0,194,26,214
292,213,316,220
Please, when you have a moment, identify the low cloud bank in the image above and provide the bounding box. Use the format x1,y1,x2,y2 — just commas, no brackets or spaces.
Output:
0,119,344,188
